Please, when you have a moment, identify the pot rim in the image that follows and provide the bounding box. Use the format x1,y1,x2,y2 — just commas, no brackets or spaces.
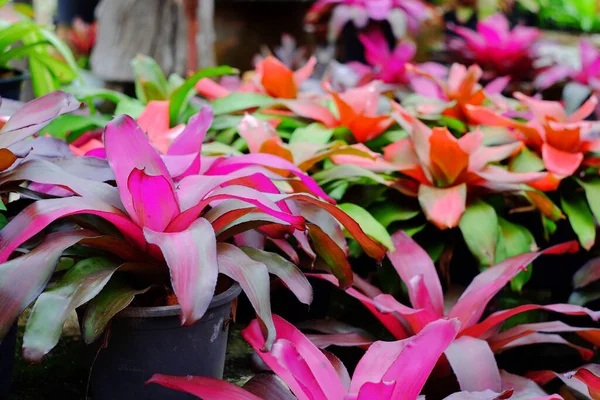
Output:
117,281,242,318
0,69,29,84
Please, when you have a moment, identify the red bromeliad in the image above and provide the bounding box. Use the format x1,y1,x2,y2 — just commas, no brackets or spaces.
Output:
338,103,541,229
408,63,510,123
287,81,394,143
356,28,416,85
195,55,316,100
467,92,600,188
312,232,600,394
448,13,541,80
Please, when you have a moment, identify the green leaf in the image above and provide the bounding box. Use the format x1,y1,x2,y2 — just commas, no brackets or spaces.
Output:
23,257,120,361
0,21,39,54
569,289,600,306
289,123,333,145
167,73,185,94
495,218,536,292
313,164,390,186
31,52,77,83
0,200,6,211
169,65,238,124
439,115,467,134
65,85,132,104
211,92,275,116
132,55,169,103
42,114,109,141
509,147,545,173
365,129,408,150
369,202,420,228
38,27,79,78
578,177,600,224
458,200,499,266
561,190,596,250
0,40,51,66
337,203,394,251
82,278,150,344
114,97,145,119
28,53,58,96
0,213,7,229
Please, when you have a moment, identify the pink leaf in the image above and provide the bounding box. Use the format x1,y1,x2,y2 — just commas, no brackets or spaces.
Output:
568,96,598,123
128,168,180,232
573,257,600,289
0,159,122,208
284,100,338,128
293,56,317,87
104,115,175,221
387,231,444,317
271,339,329,400
195,78,232,100
0,230,97,339
445,336,502,392
349,340,409,395
147,375,261,400
238,114,281,153
168,185,305,232
168,106,213,157
218,243,276,351
418,184,467,230
383,318,461,399
0,197,146,263
541,144,583,176
448,241,579,330
461,302,600,339
242,315,347,400
0,91,80,148
143,218,218,326
206,153,334,202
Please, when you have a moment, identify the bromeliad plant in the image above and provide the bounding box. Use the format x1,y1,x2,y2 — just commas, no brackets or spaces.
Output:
0,96,385,362
149,315,567,399
304,0,433,43
447,13,541,82
149,316,462,400
311,232,600,394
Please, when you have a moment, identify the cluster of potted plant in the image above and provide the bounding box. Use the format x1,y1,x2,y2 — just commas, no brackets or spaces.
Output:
1,2,600,400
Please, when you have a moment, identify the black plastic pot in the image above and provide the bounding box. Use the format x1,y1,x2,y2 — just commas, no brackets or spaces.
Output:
0,323,17,398
89,282,241,400
0,70,28,101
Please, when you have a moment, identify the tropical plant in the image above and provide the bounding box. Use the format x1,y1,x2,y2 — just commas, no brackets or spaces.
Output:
0,95,385,362
0,4,80,96
304,0,432,42
447,13,541,81
311,232,600,394
149,316,461,399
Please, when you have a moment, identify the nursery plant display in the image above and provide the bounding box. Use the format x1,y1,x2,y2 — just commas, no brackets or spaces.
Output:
4,2,600,400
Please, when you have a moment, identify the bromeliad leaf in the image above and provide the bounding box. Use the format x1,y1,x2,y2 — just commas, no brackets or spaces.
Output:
0,230,97,340
289,123,334,145
170,65,238,124
494,218,537,292
143,218,219,326
23,257,121,362
562,189,596,250
217,243,276,351
338,203,394,251
458,200,499,267
241,247,313,305
82,278,151,344
369,202,420,228
132,54,169,103
211,93,276,116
